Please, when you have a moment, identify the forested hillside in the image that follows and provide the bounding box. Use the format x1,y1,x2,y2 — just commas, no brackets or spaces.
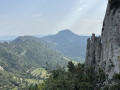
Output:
0,36,68,89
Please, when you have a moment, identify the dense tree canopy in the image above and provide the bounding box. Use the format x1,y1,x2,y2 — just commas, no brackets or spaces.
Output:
30,62,107,90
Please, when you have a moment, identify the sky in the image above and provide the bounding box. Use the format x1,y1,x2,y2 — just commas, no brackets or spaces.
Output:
0,0,107,36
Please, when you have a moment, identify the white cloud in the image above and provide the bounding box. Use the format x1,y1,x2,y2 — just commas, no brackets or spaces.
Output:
77,8,83,11
77,4,87,11
32,13,41,17
75,0,88,11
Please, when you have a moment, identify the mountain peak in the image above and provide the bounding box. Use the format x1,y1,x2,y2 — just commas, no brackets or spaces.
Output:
57,29,73,34
57,29,76,37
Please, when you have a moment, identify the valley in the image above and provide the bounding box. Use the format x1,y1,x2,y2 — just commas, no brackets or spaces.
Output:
1,0,120,90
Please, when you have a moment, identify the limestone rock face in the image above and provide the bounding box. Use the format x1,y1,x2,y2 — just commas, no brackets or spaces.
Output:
101,0,120,79
85,34,101,68
85,0,120,80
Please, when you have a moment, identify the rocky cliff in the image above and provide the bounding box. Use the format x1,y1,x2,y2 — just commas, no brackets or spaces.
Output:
85,0,120,80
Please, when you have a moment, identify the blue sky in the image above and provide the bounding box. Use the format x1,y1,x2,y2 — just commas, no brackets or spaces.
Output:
0,0,107,36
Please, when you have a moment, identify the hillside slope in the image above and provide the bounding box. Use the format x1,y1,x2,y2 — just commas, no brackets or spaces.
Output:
1,37,67,73
41,29,89,62
0,36,68,89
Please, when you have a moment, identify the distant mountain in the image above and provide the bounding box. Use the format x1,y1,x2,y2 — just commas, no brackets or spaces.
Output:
41,29,89,62
0,34,48,42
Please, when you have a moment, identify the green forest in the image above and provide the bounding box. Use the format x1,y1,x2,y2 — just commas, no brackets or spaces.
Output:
0,37,68,89
29,62,120,90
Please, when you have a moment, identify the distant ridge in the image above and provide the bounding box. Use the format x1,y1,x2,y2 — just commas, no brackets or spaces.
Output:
10,30,89,62
12,36,41,43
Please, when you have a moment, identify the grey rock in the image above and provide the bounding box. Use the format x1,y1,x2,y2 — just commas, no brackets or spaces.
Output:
85,0,120,80
85,33,101,68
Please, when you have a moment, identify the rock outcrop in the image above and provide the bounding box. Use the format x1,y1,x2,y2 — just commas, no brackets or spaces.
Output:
85,33,101,68
85,0,120,80
0,66,4,71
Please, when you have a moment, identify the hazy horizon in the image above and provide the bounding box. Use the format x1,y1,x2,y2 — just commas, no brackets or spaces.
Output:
0,29,99,37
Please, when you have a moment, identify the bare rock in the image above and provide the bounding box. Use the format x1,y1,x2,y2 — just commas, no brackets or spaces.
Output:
85,0,120,81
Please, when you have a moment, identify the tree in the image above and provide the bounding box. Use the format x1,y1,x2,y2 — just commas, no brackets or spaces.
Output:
67,61,75,72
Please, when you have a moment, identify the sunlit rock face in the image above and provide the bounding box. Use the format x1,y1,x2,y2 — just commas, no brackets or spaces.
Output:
101,0,120,79
85,0,120,80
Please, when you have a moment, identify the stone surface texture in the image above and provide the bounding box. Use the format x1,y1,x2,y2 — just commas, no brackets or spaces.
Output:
85,0,120,80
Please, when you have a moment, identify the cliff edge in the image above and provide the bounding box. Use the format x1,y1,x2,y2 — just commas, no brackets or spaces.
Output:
85,0,120,81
